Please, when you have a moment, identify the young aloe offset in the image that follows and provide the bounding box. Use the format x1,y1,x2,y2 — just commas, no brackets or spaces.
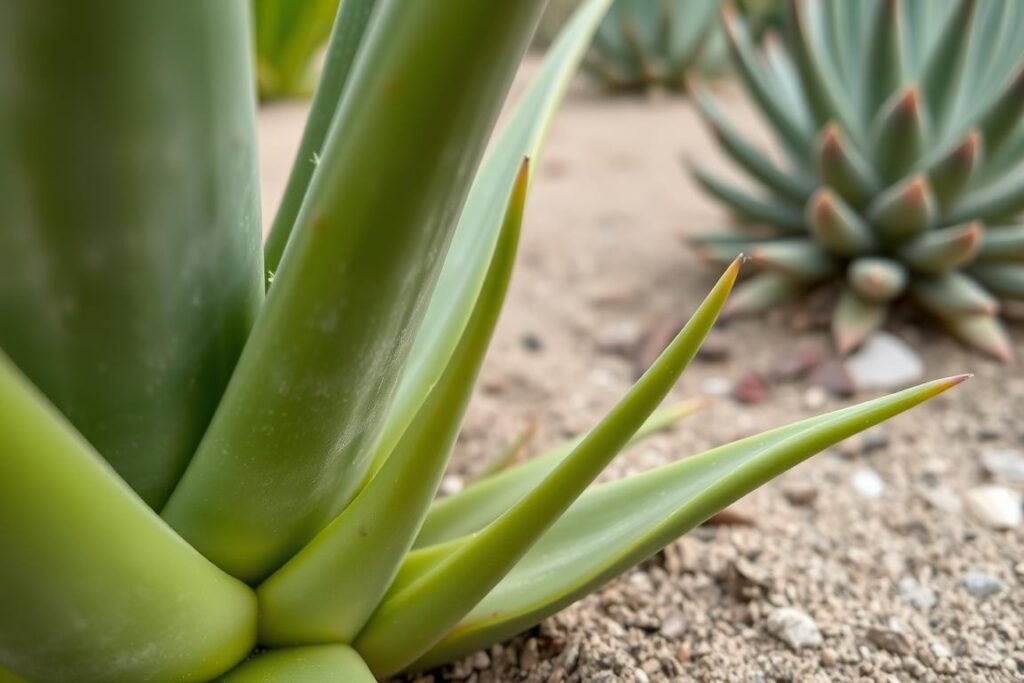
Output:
0,1,965,681
691,0,1024,360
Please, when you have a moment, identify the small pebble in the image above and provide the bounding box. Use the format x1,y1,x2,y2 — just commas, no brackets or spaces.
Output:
844,332,924,391
733,371,769,404
899,577,938,611
802,386,827,410
961,571,1005,599
866,625,912,656
981,449,1024,483
701,376,732,397
810,360,855,397
964,485,1023,530
782,481,818,506
851,468,885,498
659,614,686,639
765,607,822,650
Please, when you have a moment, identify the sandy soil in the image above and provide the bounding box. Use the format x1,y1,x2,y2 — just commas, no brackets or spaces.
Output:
257,60,1023,682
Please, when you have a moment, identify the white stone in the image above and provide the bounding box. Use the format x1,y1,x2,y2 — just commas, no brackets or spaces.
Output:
981,449,1024,483
961,571,1005,599
851,468,885,498
844,332,924,391
964,485,1022,530
766,607,822,650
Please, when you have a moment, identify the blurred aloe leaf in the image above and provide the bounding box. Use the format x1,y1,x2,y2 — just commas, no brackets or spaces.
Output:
253,0,340,99
218,645,374,682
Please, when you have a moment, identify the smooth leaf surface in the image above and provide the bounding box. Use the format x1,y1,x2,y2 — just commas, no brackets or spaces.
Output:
218,645,373,683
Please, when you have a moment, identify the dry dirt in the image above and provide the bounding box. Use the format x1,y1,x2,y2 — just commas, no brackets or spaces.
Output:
257,60,1024,683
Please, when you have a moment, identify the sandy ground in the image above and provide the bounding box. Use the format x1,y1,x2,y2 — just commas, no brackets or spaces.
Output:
258,60,1023,682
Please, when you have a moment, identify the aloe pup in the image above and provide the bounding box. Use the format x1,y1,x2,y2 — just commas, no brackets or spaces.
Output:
692,0,1024,360
0,1,965,680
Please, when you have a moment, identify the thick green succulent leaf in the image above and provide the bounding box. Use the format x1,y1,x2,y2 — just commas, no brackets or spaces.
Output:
970,263,1024,299
723,271,801,316
806,188,878,255
0,0,263,508
721,5,813,164
750,239,838,282
263,0,379,280
690,165,806,232
928,129,982,212
162,0,549,583
415,399,707,550
834,286,888,355
354,261,742,677
411,375,967,670
871,85,927,183
762,33,812,125
978,224,1024,261
692,235,773,268
256,162,527,646
868,175,937,242
899,222,983,274
0,353,256,683
365,0,614,484
862,0,906,123
978,64,1024,153
218,645,374,683
949,162,1024,224
0,667,26,683
253,0,341,100
693,86,814,203
920,0,978,137
848,257,909,303
817,123,880,210
911,272,1000,316
940,311,1015,362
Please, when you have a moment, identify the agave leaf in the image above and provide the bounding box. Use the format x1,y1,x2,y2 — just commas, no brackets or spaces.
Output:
978,224,1024,261
928,129,982,212
414,399,707,550
940,311,1015,362
911,272,1000,316
0,353,256,683
263,0,379,280
256,161,527,646
721,5,813,164
862,0,905,122
949,160,1024,224
364,0,614,484
899,222,983,274
410,376,967,670
847,257,909,303
750,239,838,282
816,123,880,210
353,261,742,677
871,85,927,183
833,286,888,355
218,645,374,683
690,164,806,232
722,271,801,316
867,175,937,243
0,0,263,508
920,0,979,137
806,187,878,255
970,263,1024,299
162,0,550,583
692,85,815,203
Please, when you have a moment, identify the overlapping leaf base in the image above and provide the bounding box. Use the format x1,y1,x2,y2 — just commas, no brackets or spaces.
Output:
692,0,1024,360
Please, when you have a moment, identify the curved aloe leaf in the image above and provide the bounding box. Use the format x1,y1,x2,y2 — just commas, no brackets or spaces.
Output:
899,222,983,274
363,0,615,484
253,0,341,100
862,0,905,121
257,161,527,646
411,375,967,670
162,0,549,583
218,645,373,683
0,353,256,683
911,272,999,316
834,287,887,355
354,260,742,677
0,0,263,509
722,271,801,316
263,0,379,280
690,165,806,232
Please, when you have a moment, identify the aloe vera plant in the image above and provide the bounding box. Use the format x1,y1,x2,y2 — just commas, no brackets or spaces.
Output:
0,1,965,681
691,0,1024,360
252,0,340,99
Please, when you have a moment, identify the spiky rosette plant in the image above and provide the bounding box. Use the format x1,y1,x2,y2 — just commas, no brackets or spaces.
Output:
690,0,1024,360
585,0,729,92
0,1,964,681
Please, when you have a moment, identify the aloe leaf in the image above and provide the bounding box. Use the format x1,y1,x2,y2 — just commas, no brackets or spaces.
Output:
750,239,838,282
899,222,983,274
691,235,774,267
868,175,937,243
690,164,806,232
978,64,1024,153
0,667,27,683
722,271,801,317
0,353,256,683
253,0,341,100
410,376,967,671
862,0,905,122
833,286,888,355
939,311,1015,362
816,123,880,210
263,0,379,280
218,645,374,683
761,32,814,127
162,0,550,583
911,272,1000,316
692,85,815,203
414,399,707,550
928,129,982,212
364,0,614,485
920,0,978,138
949,162,1024,224
847,257,909,303
970,263,1024,299
806,188,878,255
353,260,742,677
871,85,927,184
978,224,1024,261
0,0,263,509
256,161,527,646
